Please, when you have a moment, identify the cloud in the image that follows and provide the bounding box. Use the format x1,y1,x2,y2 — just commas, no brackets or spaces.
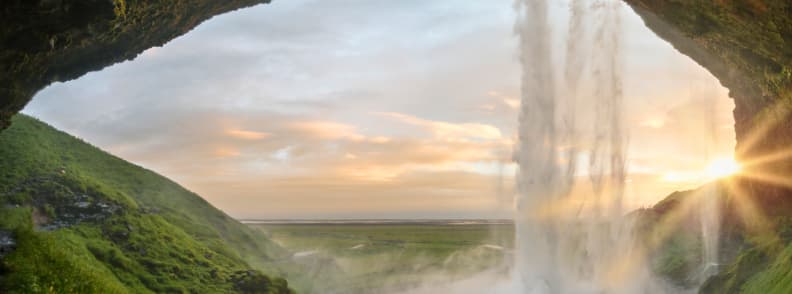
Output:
214,147,241,158
195,170,515,219
40,105,513,205
21,0,736,219
288,120,365,141
225,128,271,140
502,97,520,109
487,91,520,110
377,112,503,140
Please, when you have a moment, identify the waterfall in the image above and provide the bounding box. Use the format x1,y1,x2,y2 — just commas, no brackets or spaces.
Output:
512,0,656,292
513,0,563,290
700,184,720,281
700,74,721,282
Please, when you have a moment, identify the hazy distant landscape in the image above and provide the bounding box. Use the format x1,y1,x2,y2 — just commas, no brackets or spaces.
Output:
248,220,513,293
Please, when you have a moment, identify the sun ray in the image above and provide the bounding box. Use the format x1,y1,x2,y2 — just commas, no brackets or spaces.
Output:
644,188,704,250
601,184,703,285
738,171,792,190
738,147,792,171
735,100,792,160
706,157,741,179
721,179,782,250
620,177,783,284
600,187,706,288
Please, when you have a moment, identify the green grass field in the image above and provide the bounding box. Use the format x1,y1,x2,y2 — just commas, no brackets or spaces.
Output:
249,223,514,294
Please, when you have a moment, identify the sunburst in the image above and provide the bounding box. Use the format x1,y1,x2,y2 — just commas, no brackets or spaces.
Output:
603,101,792,282
705,157,741,180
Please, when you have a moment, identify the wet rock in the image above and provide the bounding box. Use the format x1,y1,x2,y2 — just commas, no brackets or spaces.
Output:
1,176,124,231
0,230,16,257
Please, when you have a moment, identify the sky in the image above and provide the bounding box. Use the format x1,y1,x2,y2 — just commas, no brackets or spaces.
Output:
23,0,735,219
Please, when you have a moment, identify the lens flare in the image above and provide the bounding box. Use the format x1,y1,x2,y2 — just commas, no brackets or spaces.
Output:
706,158,741,179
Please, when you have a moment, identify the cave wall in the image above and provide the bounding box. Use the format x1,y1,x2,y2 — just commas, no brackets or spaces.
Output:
624,0,792,177
0,0,268,130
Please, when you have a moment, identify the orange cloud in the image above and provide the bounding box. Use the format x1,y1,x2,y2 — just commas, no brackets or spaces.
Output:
193,170,515,219
289,120,365,141
213,147,241,158
376,112,502,140
225,128,271,140
502,97,520,109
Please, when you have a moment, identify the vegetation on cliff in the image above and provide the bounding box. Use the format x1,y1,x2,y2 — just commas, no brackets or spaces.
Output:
636,181,792,293
0,115,293,293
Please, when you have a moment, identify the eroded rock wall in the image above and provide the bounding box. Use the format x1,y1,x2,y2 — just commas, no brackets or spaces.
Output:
625,0,792,176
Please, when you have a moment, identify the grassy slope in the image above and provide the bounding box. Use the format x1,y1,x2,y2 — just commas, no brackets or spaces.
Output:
700,229,792,294
636,182,792,293
0,114,293,293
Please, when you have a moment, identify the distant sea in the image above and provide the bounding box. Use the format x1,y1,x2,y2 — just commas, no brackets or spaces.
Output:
239,219,514,225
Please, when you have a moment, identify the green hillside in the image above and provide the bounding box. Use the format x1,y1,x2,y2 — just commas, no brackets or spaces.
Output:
0,114,294,293
634,181,792,293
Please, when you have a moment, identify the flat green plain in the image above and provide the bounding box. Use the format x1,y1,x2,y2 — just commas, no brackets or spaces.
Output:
250,223,514,294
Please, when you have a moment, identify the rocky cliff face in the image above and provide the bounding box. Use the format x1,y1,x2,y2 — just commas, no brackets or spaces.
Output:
625,0,792,176
0,0,268,130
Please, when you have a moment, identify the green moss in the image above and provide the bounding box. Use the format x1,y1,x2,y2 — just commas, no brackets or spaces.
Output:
742,243,792,293
0,229,130,294
701,247,771,294
0,207,31,231
653,232,701,285
113,0,128,19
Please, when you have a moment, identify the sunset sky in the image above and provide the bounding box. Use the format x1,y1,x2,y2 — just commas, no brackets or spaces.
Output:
23,0,735,219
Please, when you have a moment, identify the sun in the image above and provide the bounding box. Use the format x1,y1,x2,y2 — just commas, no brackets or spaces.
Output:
706,157,741,179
